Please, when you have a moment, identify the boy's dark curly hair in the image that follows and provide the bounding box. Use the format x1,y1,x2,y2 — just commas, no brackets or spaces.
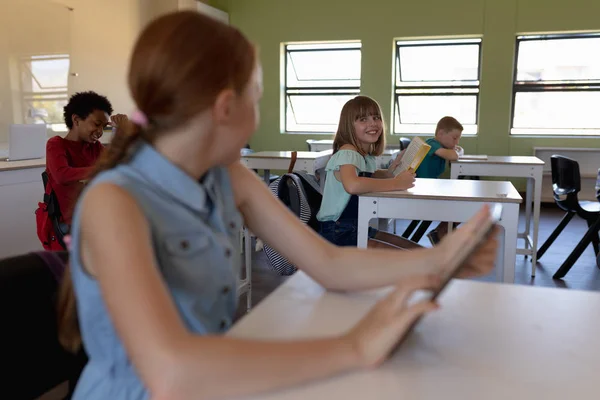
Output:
63,91,113,129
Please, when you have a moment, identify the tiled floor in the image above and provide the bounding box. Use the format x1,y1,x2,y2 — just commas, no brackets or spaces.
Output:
237,204,600,317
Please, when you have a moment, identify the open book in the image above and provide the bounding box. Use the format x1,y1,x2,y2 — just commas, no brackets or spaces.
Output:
393,137,431,176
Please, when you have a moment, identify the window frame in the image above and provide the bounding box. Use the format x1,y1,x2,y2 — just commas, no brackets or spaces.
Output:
18,54,70,130
392,38,482,136
510,32,600,137
282,42,361,134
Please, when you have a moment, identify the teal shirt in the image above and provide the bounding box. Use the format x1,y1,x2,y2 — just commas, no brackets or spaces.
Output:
416,138,446,179
316,149,376,222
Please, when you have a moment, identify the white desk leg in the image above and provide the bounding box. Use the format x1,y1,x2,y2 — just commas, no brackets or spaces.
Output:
357,197,376,248
531,169,542,274
450,165,460,179
263,169,271,185
524,177,533,252
500,203,519,283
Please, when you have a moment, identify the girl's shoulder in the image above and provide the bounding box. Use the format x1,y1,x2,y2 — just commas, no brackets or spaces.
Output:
338,144,359,152
327,147,374,171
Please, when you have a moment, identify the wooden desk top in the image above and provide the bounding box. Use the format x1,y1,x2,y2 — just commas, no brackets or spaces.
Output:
229,272,600,399
453,156,544,165
242,150,332,160
363,178,521,203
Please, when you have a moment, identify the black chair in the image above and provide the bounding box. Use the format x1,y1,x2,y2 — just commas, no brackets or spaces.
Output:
0,251,87,399
399,137,411,151
41,171,70,249
397,136,434,242
536,156,600,279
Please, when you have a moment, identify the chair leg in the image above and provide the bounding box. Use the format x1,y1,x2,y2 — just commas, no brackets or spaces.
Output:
586,217,600,255
411,221,433,243
402,220,420,238
553,216,600,279
537,212,575,260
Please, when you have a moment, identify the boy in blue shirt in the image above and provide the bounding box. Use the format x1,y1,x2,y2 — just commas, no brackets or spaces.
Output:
416,116,464,244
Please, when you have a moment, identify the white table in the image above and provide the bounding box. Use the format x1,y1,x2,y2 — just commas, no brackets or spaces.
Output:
357,179,521,283
450,156,544,276
0,157,46,259
241,150,332,186
228,272,600,400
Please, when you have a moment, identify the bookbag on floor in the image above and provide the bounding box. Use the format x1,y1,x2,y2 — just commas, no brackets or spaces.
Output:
262,167,323,276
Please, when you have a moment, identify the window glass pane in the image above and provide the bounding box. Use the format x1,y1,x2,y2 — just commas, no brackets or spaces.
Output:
394,120,477,135
286,49,361,88
24,95,68,124
516,37,600,82
397,44,479,83
512,91,600,133
396,95,477,125
21,56,69,93
286,94,356,132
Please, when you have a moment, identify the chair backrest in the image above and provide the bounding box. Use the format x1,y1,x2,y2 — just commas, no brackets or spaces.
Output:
550,155,581,196
399,137,411,151
0,251,86,399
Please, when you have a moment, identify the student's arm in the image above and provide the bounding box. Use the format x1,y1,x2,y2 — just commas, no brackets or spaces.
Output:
46,139,93,184
230,163,496,291
337,165,414,194
79,183,439,400
433,147,460,161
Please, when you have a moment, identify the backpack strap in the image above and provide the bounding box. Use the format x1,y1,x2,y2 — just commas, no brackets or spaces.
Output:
287,151,298,173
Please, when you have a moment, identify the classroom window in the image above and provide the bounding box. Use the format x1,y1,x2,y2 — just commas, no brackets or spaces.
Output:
283,42,361,133
393,38,481,135
511,34,600,136
20,54,70,131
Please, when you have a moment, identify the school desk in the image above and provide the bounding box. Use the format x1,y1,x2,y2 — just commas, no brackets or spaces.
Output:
357,178,521,283
228,271,599,400
451,156,544,276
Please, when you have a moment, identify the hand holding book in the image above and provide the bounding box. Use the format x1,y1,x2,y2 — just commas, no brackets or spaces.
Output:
393,137,431,176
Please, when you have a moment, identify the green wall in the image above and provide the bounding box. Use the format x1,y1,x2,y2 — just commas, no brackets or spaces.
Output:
213,0,600,157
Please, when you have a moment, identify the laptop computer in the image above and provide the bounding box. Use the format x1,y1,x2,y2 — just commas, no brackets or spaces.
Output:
0,124,47,161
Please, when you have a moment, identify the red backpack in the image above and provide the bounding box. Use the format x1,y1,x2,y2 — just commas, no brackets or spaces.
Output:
35,172,68,251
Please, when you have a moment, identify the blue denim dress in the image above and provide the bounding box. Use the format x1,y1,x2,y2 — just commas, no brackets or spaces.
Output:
68,142,242,399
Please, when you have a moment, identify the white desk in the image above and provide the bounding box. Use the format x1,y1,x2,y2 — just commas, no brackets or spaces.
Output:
241,150,332,185
228,272,600,400
450,156,544,276
357,179,522,283
0,157,46,259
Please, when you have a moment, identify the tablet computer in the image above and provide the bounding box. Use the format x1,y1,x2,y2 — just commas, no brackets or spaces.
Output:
391,203,503,354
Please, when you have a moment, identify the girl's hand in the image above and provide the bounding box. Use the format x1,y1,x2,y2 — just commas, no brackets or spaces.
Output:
433,205,498,279
388,149,406,172
393,170,416,190
344,274,441,368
